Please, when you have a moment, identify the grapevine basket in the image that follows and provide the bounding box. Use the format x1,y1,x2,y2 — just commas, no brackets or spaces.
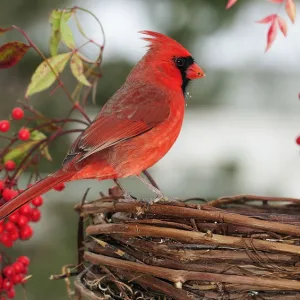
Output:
72,188,300,300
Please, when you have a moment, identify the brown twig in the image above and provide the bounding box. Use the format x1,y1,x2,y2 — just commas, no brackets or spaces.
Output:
206,194,300,207
84,251,300,290
79,201,300,237
86,223,300,255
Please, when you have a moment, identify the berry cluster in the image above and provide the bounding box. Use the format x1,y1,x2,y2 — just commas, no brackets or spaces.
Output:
0,255,29,299
0,181,43,248
0,108,30,141
0,107,66,299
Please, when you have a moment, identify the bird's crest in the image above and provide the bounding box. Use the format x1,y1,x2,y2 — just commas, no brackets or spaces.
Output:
140,30,191,56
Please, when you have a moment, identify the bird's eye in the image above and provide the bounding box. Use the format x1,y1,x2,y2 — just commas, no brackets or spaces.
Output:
175,58,186,67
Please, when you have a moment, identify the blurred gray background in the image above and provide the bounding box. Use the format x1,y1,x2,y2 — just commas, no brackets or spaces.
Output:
1,0,300,299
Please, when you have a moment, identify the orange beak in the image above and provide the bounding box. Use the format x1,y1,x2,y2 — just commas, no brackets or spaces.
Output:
186,63,205,80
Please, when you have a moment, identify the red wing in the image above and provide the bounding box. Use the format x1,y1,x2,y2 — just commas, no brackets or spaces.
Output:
69,85,170,161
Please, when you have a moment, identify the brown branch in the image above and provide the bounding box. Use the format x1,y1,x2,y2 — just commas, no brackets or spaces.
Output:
119,270,197,300
79,201,300,237
109,237,300,265
77,188,90,273
86,223,300,255
206,194,300,207
50,271,79,280
74,276,102,300
84,251,300,290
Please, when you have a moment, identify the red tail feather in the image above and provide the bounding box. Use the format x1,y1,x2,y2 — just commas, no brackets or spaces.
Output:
0,170,73,220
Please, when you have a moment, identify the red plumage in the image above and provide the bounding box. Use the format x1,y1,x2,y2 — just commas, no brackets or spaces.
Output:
0,30,205,219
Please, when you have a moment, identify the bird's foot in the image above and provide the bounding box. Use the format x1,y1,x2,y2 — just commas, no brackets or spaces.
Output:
108,185,136,203
122,192,137,202
151,194,170,204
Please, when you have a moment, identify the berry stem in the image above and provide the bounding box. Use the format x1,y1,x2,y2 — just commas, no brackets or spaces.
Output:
11,25,92,123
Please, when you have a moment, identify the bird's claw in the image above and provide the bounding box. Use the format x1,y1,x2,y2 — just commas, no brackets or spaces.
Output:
150,195,170,204
122,193,137,202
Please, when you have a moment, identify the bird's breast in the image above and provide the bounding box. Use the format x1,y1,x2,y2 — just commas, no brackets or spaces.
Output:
111,95,185,177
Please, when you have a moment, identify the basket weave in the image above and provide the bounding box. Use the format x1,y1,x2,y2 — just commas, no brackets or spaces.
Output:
73,190,300,300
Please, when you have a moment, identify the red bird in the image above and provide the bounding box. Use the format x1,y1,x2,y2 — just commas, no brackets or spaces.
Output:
0,31,205,220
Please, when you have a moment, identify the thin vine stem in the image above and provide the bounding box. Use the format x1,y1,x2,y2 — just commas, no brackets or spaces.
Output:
11,25,91,123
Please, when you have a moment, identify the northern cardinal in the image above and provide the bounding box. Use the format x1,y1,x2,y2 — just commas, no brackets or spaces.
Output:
0,31,205,219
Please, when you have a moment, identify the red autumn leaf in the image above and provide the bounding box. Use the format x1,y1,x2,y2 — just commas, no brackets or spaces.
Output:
286,0,296,23
0,41,30,69
256,14,277,24
226,0,238,9
277,16,288,36
265,21,278,52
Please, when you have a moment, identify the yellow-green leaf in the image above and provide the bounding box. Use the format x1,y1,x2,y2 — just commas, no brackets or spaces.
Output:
4,141,38,164
25,52,72,97
31,130,52,161
49,10,61,56
40,145,52,161
49,9,72,56
70,53,91,86
60,12,75,49
30,130,47,141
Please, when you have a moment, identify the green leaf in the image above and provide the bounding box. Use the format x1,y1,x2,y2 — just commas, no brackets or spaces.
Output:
40,145,52,161
49,10,62,56
4,130,52,164
49,9,72,56
25,52,72,97
30,130,47,141
60,11,76,49
0,41,30,69
70,53,91,86
4,141,38,164
31,130,52,161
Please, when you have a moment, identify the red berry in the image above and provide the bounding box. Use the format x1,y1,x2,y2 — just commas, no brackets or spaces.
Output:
8,212,20,223
19,225,33,240
18,256,30,266
10,230,19,241
2,188,12,201
31,196,43,207
31,208,41,222
11,107,24,120
0,223,4,235
12,261,24,274
0,275,2,288
2,188,17,202
12,273,23,284
6,287,16,299
4,221,17,232
53,182,65,191
17,215,29,227
18,128,30,141
19,204,32,217
3,266,14,278
21,267,28,276
0,232,13,247
0,120,10,133
4,160,16,171
2,278,12,290
296,136,300,145
0,180,4,191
